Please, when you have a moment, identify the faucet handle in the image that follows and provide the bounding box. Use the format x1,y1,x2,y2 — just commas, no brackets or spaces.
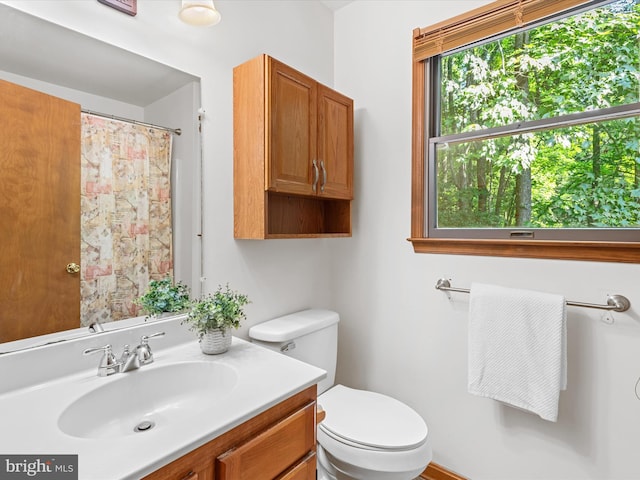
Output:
136,331,166,365
141,331,166,344
83,344,120,376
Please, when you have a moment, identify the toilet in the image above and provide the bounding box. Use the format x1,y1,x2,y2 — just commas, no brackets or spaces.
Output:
248,309,432,480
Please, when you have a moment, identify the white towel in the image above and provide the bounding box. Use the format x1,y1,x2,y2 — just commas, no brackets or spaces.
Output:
468,283,567,422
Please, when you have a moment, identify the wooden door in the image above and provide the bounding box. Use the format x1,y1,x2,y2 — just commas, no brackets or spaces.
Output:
268,58,317,196
0,79,80,343
317,84,353,200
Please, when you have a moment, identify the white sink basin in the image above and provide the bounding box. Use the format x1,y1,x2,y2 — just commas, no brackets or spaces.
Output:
0,331,326,480
58,361,238,439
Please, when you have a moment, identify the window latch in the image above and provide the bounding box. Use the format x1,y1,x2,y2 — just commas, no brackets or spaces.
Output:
510,230,534,239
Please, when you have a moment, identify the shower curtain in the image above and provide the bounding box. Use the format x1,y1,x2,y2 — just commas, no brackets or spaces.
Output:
80,113,174,324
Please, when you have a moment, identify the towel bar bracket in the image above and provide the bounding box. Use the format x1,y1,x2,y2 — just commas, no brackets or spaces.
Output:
435,278,631,313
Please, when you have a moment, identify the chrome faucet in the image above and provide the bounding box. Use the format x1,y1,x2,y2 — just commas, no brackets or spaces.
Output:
119,344,140,372
84,331,166,376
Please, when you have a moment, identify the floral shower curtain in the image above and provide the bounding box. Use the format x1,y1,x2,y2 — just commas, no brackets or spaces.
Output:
80,113,173,325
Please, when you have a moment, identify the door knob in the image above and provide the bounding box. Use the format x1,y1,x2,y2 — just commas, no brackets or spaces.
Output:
66,262,80,274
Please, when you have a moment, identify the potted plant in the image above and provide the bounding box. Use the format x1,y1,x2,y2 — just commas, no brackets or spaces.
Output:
186,284,250,354
135,276,191,318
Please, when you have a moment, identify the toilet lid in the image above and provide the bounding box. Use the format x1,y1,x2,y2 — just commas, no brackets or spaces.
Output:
318,385,428,450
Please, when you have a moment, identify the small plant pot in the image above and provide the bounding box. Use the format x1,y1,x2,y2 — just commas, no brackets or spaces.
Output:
200,329,232,354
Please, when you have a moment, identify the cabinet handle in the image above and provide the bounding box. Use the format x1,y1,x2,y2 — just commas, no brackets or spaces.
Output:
320,160,326,193
312,159,319,193
179,470,196,480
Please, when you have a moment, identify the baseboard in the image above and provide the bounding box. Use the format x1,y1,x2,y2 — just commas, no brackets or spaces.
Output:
420,462,468,480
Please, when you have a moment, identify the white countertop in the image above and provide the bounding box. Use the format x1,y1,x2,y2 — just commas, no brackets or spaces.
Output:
0,334,325,479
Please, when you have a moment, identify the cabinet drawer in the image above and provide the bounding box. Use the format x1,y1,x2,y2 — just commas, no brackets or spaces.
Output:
276,452,316,480
176,469,208,480
216,402,315,480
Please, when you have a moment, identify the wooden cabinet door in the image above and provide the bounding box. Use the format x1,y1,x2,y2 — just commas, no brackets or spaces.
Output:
0,79,80,342
216,403,315,480
268,59,317,196
317,84,353,200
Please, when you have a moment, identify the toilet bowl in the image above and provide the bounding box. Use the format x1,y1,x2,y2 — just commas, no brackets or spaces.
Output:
248,309,432,480
316,385,432,480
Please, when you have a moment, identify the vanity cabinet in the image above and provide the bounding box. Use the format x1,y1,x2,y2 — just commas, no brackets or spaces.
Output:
233,54,353,239
143,385,317,480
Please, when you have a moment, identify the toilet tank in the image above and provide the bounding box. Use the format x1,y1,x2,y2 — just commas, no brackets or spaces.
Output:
248,309,339,395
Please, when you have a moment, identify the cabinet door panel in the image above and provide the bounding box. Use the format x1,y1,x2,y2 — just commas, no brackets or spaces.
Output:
216,403,315,480
317,85,353,200
269,60,316,196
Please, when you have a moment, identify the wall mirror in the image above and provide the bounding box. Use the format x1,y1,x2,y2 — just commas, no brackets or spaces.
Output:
0,4,202,353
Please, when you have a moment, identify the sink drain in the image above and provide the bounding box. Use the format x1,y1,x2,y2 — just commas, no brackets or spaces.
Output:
133,420,155,433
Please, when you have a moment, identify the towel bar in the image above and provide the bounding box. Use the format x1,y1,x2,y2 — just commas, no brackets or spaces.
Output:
435,278,631,313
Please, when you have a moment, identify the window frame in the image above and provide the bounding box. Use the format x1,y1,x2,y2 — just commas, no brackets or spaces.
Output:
410,0,640,263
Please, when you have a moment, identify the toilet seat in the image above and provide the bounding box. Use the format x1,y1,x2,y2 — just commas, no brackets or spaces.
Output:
318,385,428,451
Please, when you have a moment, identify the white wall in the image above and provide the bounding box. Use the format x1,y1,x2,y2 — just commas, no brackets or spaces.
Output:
2,0,337,337
333,1,640,479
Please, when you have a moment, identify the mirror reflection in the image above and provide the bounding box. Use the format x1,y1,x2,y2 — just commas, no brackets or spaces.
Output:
0,5,202,351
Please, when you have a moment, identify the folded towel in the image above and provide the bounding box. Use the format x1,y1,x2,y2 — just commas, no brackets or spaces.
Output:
468,283,567,422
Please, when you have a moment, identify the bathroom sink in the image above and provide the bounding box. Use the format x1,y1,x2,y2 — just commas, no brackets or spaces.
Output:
58,361,238,439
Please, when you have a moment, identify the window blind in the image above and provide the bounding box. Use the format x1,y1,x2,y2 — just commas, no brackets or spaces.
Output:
412,0,593,61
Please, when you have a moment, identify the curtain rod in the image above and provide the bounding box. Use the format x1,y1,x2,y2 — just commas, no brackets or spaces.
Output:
81,109,182,136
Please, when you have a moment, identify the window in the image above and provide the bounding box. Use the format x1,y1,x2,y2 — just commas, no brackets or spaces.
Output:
411,0,640,262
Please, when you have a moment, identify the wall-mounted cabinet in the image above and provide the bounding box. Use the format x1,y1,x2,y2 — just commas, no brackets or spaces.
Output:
234,54,353,239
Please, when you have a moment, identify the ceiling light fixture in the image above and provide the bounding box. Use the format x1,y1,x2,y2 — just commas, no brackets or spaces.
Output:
179,0,221,26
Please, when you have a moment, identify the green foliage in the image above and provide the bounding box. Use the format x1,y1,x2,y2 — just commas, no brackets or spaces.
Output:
135,276,191,316
435,0,640,230
185,284,250,336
